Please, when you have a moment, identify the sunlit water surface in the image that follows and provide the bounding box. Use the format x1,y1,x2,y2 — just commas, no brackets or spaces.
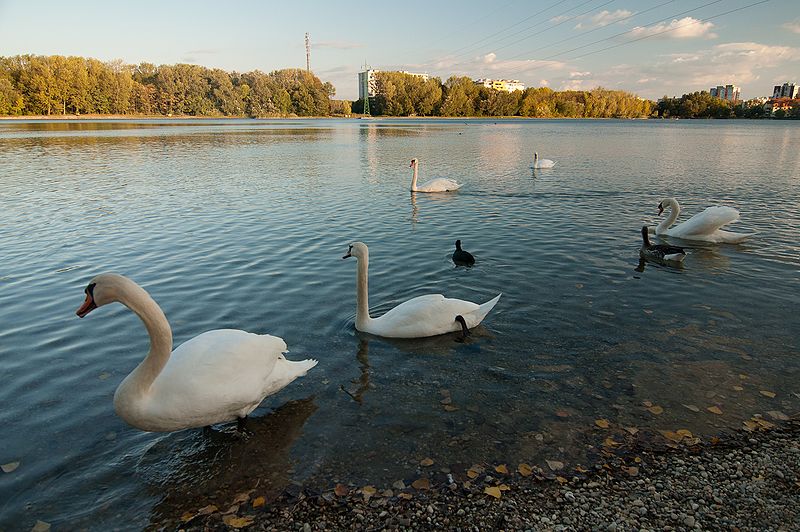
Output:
1,119,798,529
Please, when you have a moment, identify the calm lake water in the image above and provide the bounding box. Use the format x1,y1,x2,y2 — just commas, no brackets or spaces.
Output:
1,118,798,529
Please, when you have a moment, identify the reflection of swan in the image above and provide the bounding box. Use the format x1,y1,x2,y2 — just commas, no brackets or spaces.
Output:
452,240,475,266
410,158,462,192
75,273,317,432
655,198,754,243
640,226,686,262
342,242,500,338
148,397,318,525
340,338,371,404
531,152,555,169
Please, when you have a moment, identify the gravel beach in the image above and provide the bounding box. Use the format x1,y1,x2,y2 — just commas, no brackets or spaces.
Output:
168,418,799,531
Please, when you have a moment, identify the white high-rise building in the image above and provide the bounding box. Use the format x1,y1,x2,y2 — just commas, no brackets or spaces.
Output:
709,84,740,102
772,82,798,99
358,69,430,100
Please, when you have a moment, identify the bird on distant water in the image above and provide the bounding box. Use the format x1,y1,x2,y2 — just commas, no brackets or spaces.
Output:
640,226,687,262
452,240,475,266
531,152,556,169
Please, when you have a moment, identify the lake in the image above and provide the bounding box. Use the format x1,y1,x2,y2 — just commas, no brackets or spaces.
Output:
0,118,798,529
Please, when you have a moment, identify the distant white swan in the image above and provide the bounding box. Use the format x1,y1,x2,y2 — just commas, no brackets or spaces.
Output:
410,158,463,192
343,242,500,338
655,197,754,243
531,152,555,169
76,273,317,432
640,226,686,262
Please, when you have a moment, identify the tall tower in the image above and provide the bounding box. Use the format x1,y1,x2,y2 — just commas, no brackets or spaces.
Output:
305,33,310,72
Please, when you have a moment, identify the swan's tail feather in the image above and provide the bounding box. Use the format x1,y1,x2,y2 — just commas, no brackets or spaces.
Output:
463,293,501,328
287,358,318,377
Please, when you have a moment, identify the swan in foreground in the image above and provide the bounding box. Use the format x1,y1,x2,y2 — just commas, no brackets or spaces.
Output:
410,158,463,192
655,197,754,243
343,242,500,338
640,226,686,262
531,152,555,169
452,239,475,266
75,273,317,432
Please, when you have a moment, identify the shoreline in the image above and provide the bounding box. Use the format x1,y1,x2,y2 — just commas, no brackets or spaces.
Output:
162,418,799,531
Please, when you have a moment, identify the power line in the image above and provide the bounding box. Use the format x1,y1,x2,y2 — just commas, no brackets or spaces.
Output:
521,0,676,57
516,0,725,64
445,0,572,58
487,0,616,58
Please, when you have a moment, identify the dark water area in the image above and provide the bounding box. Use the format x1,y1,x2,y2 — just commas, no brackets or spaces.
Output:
1,118,798,529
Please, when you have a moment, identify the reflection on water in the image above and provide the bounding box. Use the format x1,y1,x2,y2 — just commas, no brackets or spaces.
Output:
0,119,798,529
147,397,317,524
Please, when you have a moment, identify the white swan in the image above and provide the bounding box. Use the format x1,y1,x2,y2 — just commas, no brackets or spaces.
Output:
531,152,555,169
75,273,317,432
410,158,463,192
343,242,500,338
655,197,754,243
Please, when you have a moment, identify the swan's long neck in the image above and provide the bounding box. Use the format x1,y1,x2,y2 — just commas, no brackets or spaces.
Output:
116,281,173,397
411,163,419,192
355,254,373,330
657,199,680,233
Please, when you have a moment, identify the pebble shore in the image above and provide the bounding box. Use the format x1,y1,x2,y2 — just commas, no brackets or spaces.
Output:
173,419,799,531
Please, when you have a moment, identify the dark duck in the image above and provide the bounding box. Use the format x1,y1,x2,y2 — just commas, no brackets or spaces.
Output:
452,240,475,266
640,226,686,262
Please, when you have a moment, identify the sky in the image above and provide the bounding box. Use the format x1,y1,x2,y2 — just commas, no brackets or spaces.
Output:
1,0,798,100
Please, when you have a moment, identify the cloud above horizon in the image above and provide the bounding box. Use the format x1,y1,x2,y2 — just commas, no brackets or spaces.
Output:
782,18,800,34
575,10,633,29
630,17,717,40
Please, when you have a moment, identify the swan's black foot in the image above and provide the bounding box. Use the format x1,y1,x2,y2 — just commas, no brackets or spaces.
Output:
455,315,470,342
235,416,253,438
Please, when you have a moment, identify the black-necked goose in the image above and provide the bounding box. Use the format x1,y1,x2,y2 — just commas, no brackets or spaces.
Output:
640,226,687,262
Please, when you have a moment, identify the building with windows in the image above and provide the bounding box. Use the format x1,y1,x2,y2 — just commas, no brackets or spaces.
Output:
709,84,740,102
474,78,526,93
773,82,798,99
358,69,430,100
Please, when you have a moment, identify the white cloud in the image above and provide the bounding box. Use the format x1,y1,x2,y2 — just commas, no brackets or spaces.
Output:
630,17,717,39
482,53,497,64
314,40,365,50
569,71,591,78
550,15,570,24
576,9,633,29
540,79,550,86
783,18,800,34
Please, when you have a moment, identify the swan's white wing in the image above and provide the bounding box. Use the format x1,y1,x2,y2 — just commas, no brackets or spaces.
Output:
417,178,462,192
369,294,479,338
143,329,286,427
668,206,739,238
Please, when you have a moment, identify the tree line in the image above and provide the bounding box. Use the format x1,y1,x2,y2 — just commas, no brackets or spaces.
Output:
0,54,337,117
0,55,655,118
655,91,799,119
355,73,652,118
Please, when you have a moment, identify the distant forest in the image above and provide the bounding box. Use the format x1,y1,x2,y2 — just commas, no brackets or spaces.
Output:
654,91,796,119
0,54,653,118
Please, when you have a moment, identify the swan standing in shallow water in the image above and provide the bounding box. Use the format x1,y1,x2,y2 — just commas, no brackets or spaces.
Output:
640,226,686,262
655,197,754,243
531,152,555,169
410,158,463,192
75,273,317,433
343,242,500,338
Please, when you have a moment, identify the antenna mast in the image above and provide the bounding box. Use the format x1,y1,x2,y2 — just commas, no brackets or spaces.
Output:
305,33,310,72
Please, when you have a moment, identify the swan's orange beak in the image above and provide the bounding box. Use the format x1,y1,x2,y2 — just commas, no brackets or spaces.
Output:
76,293,97,318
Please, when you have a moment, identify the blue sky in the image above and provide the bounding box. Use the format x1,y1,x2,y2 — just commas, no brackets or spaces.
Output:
1,0,798,100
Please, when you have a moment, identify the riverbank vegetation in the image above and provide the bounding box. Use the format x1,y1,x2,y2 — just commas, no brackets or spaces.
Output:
0,55,334,117
1,54,651,119
655,91,799,119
